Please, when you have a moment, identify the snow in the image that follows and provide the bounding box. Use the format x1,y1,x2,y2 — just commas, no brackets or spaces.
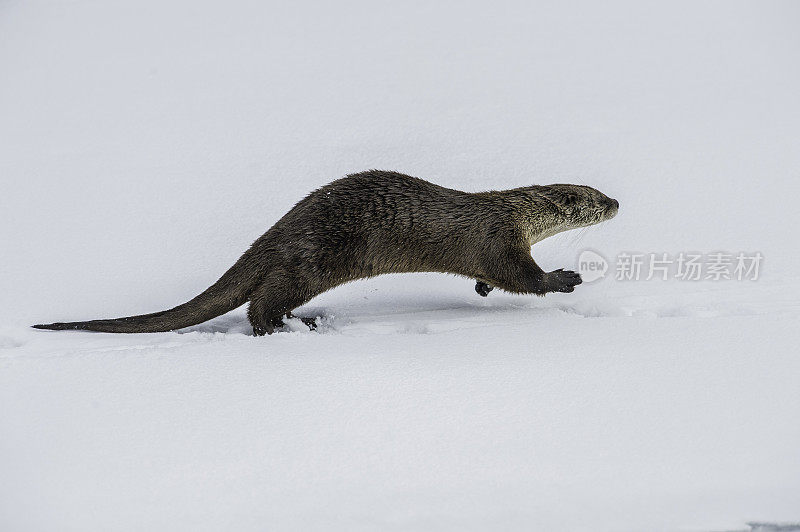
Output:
2,0,799,530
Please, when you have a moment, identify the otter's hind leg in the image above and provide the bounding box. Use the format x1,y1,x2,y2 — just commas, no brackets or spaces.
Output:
247,279,313,336
285,312,319,331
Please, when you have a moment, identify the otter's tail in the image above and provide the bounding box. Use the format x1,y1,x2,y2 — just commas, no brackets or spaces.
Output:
32,257,258,333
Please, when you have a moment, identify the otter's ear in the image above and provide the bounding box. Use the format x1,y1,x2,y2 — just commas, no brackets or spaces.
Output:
563,193,579,206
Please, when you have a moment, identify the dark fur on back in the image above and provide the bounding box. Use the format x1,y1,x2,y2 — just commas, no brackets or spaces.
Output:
33,170,618,335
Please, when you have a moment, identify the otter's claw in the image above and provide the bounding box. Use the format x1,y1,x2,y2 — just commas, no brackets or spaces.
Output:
548,268,582,293
475,281,494,297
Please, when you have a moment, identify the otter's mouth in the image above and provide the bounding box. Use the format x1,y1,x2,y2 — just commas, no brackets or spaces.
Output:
603,198,619,220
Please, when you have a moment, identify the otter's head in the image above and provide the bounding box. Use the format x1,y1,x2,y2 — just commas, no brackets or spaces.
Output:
539,184,619,229
515,184,618,244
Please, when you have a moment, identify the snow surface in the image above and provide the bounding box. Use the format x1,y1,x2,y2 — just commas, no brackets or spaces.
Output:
2,1,800,530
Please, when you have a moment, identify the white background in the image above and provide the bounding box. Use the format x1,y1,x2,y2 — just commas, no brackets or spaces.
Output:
2,1,799,530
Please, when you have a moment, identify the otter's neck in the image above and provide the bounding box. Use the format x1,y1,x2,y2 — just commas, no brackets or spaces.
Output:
527,222,569,245
516,196,568,245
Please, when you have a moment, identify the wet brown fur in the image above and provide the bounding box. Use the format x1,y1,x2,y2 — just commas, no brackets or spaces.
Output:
33,170,618,335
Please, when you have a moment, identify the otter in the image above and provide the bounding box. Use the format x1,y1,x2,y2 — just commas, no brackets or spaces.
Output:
33,170,618,335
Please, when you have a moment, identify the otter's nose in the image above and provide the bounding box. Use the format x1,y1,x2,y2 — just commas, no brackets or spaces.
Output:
609,198,619,209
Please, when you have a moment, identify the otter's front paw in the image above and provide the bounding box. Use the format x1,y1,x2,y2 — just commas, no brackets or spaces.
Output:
547,269,582,293
475,281,494,297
